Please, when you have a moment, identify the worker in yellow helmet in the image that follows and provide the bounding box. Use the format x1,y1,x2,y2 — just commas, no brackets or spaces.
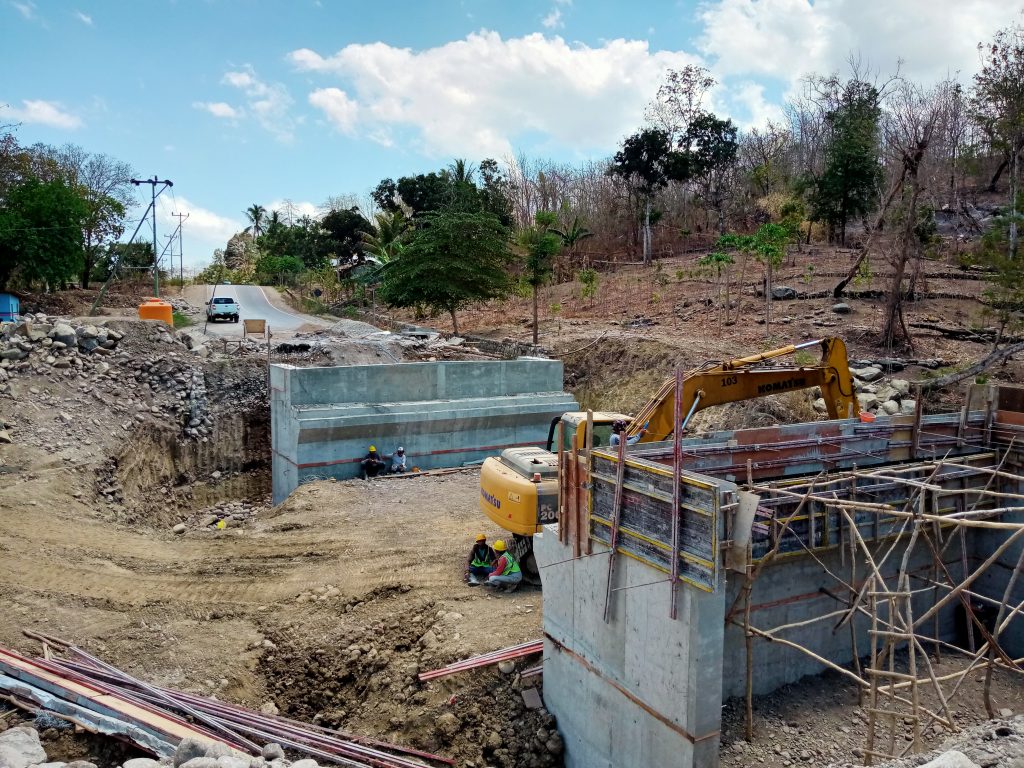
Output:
484,539,522,593
359,445,386,480
465,533,496,586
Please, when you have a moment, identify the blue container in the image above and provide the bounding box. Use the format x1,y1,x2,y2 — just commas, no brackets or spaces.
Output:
0,293,18,322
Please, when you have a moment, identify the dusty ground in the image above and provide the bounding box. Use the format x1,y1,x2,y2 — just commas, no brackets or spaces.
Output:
4,239,1024,767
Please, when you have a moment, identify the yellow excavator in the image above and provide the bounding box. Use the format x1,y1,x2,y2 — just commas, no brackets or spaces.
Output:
479,337,860,578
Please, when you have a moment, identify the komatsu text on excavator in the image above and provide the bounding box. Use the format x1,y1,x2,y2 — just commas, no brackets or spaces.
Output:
479,337,860,579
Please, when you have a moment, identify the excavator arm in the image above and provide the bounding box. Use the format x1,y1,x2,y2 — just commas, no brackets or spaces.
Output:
628,337,860,443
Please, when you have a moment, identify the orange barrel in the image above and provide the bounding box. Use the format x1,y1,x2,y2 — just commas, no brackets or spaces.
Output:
138,298,174,325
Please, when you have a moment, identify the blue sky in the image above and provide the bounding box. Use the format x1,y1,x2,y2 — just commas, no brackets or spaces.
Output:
1,0,1016,266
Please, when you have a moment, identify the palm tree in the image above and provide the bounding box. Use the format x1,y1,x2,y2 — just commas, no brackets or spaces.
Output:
447,158,476,185
361,210,412,263
550,215,595,272
265,209,283,235
245,204,267,238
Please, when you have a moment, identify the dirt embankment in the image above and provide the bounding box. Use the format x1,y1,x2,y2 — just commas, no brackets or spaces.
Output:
0,314,556,766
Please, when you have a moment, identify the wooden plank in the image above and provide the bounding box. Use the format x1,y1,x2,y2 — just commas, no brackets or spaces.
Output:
670,369,683,619
603,434,628,622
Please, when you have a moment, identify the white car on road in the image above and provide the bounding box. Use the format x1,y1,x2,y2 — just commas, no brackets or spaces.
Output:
206,296,241,323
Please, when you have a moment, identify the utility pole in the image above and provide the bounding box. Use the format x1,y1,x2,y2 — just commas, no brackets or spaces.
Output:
172,211,189,292
130,175,173,297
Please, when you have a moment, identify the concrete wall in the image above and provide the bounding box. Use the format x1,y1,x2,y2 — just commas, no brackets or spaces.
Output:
270,359,577,503
536,527,725,768
721,547,967,700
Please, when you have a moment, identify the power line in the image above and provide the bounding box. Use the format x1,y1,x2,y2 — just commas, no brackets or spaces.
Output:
130,175,173,297
171,211,188,288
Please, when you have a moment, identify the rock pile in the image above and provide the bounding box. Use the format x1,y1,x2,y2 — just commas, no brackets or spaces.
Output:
825,714,1024,768
0,317,125,396
813,366,915,418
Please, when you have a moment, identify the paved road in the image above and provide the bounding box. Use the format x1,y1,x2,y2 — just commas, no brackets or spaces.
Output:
196,284,326,335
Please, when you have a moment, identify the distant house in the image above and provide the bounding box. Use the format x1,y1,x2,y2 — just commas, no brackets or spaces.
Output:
335,254,383,283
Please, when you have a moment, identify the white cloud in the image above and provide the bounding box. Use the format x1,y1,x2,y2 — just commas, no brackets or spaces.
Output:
290,31,700,157
155,194,244,266
308,88,358,134
221,65,295,142
698,0,1010,86
541,9,563,29
4,99,82,129
11,1,35,20
727,81,785,130
264,199,319,221
193,101,242,120
74,9,92,25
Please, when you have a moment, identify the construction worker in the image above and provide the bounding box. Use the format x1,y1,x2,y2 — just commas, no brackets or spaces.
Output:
609,419,646,447
485,540,522,592
359,446,386,480
388,446,407,474
465,534,495,585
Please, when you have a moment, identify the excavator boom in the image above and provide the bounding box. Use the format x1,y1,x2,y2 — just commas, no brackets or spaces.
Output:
629,337,859,442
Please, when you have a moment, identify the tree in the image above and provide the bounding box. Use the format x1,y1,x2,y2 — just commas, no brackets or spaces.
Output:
879,80,945,349
361,209,411,262
93,241,156,282
550,215,595,270
518,211,562,344
608,129,689,264
377,210,514,334
972,23,1024,262
809,79,883,245
713,223,792,334
51,146,135,288
245,204,267,238
321,206,370,265
645,65,717,144
0,176,88,290
478,158,514,226
682,112,740,233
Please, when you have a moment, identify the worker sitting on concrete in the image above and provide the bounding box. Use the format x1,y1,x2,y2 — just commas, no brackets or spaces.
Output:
359,446,386,480
466,534,496,585
609,419,646,447
484,540,522,592
388,446,407,474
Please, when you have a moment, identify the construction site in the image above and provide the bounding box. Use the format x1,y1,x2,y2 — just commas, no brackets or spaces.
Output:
2,252,1024,768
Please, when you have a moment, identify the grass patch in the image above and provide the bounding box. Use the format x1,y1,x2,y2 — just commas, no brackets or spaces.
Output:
172,310,194,328
301,297,329,315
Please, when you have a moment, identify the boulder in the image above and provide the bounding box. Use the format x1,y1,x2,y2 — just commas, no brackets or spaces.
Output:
289,761,319,768
851,366,883,383
50,323,77,347
832,303,852,314
813,398,827,413
260,744,285,762
179,760,220,768
919,752,980,768
172,523,187,535
0,348,28,361
771,286,798,300
0,726,48,768
881,400,900,415
857,393,880,411
123,759,162,768
214,757,249,768
891,378,911,396
901,399,917,416
875,385,899,402
173,737,207,766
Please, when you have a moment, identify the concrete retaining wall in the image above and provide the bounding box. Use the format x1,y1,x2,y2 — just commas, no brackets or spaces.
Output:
535,527,726,768
270,359,577,504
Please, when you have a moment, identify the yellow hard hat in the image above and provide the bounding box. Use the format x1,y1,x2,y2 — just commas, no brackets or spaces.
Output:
369,445,376,452
493,539,507,552
475,533,486,542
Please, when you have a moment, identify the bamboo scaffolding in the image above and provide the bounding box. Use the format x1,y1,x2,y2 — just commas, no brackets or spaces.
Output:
729,443,1024,767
